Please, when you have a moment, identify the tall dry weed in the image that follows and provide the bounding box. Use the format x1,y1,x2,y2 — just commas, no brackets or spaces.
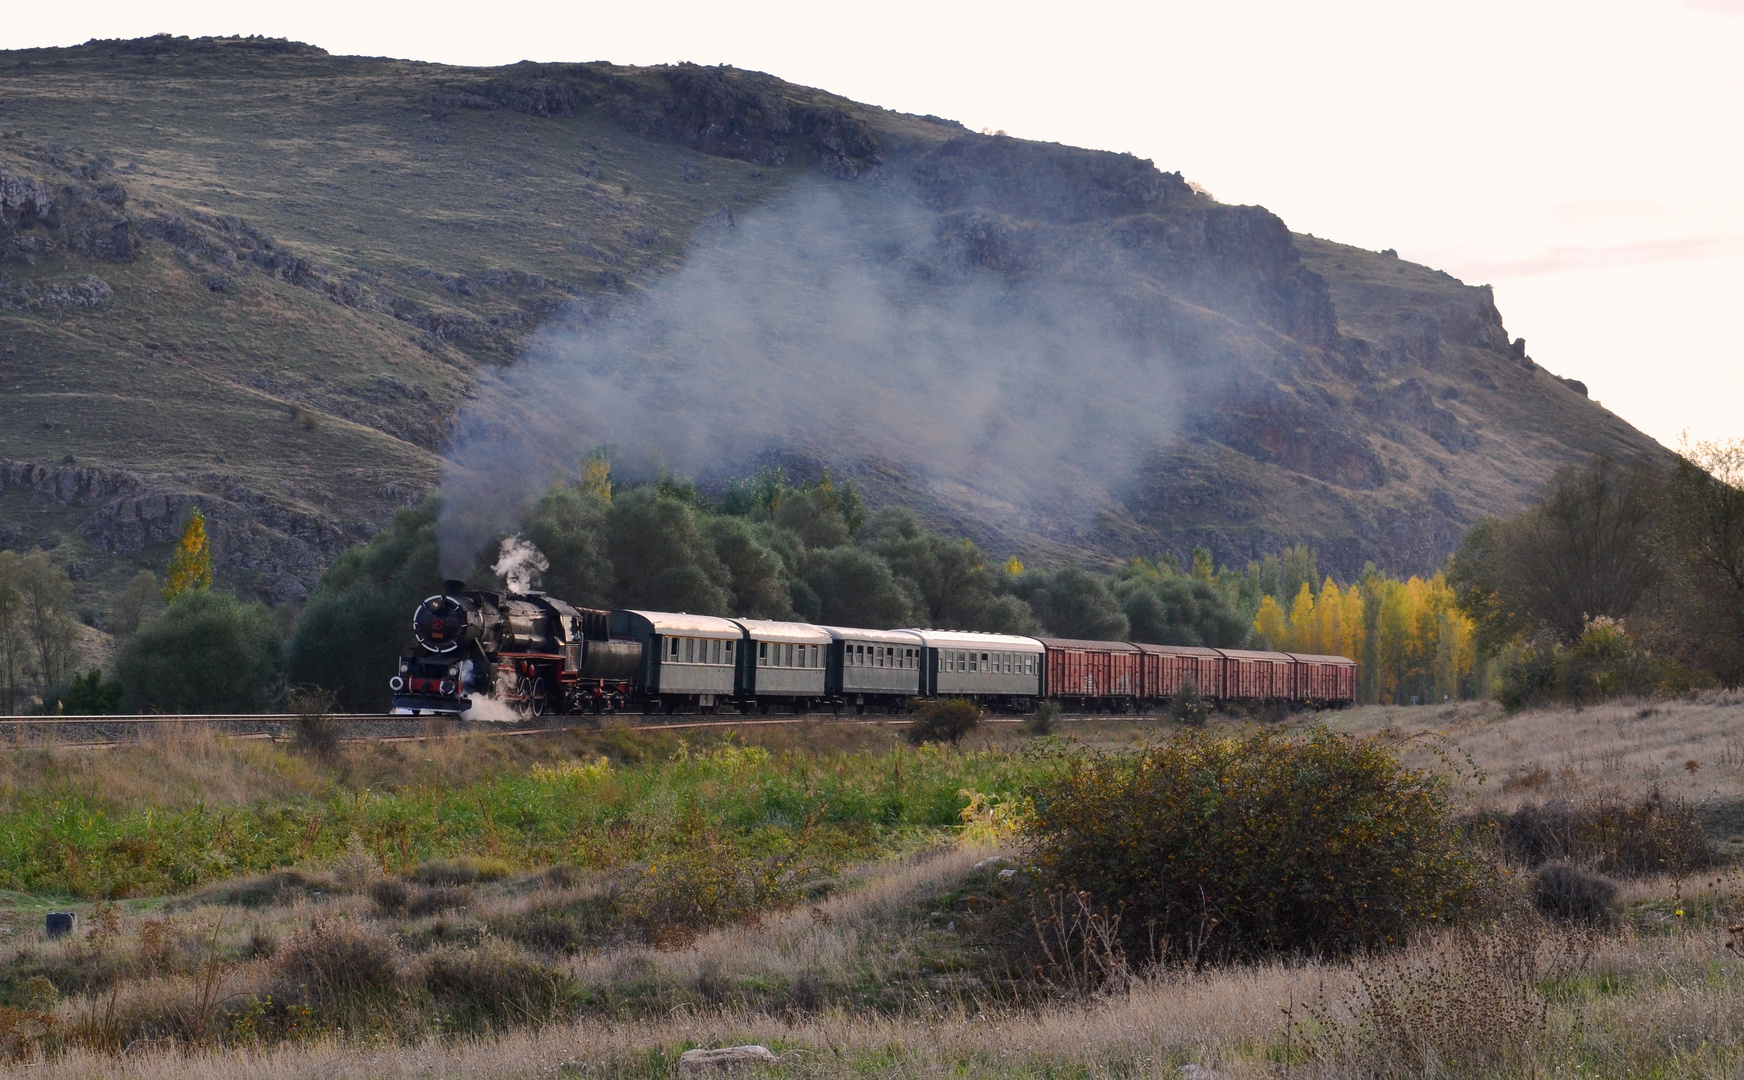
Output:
1288,917,1592,1078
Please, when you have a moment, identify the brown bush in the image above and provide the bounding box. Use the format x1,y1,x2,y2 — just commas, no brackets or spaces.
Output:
1487,789,1718,878
269,917,401,1019
410,856,511,886
407,885,471,916
415,939,571,1030
370,878,410,914
1533,861,1619,925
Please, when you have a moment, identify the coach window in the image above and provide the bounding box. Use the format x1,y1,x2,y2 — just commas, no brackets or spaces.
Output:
725,641,734,662
759,642,768,665
670,637,680,659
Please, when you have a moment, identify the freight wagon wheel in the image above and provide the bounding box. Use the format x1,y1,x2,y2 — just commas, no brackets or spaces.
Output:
530,678,547,717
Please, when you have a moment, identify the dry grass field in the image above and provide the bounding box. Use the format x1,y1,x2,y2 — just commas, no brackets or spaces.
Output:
4,703,1744,1078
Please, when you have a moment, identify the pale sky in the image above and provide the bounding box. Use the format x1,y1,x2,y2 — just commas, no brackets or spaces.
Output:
9,0,1742,449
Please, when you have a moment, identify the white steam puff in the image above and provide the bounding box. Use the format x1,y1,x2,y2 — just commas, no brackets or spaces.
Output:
438,182,1191,574
492,536,549,594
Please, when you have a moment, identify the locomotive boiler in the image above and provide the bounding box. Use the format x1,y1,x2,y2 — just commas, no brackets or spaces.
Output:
390,580,641,717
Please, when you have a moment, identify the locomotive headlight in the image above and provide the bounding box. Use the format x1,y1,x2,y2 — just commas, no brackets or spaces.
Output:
440,680,456,695
390,676,405,691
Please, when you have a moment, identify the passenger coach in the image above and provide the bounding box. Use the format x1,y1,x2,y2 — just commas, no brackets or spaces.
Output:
822,626,923,713
910,629,1043,710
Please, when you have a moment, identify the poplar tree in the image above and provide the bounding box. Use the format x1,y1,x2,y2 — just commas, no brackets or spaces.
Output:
163,508,213,602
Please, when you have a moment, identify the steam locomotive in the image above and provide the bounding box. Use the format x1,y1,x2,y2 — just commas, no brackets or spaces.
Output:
391,581,1357,718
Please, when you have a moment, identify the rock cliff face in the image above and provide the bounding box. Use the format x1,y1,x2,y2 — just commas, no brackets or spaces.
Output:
444,62,884,178
0,35,1668,610
0,461,362,603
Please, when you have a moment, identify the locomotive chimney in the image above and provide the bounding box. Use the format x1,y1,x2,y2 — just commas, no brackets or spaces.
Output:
444,579,466,596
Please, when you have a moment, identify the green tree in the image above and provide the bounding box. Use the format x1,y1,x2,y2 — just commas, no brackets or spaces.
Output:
702,516,793,618
1110,562,1248,647
163,508,214,602
118,591,286,713
797,546,918,627
16,551,78,693
287,501,440,711
1007,566,1129,640
111,570,163,639
1449,455,1662,647
863,507,1035,632
606,487,731,614
0,552,26,714
521,485,614,607
1661,439,1744,684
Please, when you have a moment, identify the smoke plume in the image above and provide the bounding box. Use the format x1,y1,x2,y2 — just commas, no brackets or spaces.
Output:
492,536,549,594
438,181,1191,574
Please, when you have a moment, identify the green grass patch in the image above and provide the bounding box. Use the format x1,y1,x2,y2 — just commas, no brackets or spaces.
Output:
0,735,1047,898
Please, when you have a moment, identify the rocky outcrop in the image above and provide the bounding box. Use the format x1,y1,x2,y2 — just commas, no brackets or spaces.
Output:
909,135,1338,347
1,162,137,265
0,460,363,604
912,136,1193,223
444,63,884,178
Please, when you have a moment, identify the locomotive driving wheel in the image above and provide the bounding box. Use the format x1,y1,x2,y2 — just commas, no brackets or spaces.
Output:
515,676,534,716
530,677,547,717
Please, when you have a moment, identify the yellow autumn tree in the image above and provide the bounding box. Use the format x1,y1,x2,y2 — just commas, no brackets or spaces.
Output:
162,508,213,603
581,451,612,502
1286,582,1316,651
1253,595,1289,649
1249,566,1469,702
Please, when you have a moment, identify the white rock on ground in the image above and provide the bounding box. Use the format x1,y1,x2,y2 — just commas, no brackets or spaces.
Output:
677,1045,779,1074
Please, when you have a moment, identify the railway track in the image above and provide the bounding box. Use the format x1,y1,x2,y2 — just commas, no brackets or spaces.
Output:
0,710,1089,750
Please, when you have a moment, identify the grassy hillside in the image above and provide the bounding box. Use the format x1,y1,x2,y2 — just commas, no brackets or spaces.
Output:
0,35,1667,623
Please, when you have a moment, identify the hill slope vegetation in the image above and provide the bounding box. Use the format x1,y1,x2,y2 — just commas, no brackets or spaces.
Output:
0,35,1663,615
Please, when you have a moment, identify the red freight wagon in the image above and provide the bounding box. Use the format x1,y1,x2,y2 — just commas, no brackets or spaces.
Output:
1038,638,1141,705
1133,643,1226,701
1287,653,1358,705
1216,648,1295,699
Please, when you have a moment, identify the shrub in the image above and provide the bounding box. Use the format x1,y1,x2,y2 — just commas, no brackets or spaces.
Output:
370,878,410,914
42,669,124,715
332,833,381,892
270,917,401,1016
406,885,472,916
1026,699,1060,736
416,939,571,1030
905,697,982,746
287,685,340,759
627,834,804,945
1533,861,1618,924
115,590,286,713
1491,790,1717,877
1496,618,1669,711
1023,726,1488,963
1170,682,1210,726
411,855,512,885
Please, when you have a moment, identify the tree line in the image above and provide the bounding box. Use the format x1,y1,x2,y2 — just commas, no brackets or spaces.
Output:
1445,440,1744,707
26,438,1741,715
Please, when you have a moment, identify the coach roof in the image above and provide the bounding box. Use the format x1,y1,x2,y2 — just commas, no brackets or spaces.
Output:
817,626,925,645
616,611,744,639
731,619,833,644
905,629,1045,652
